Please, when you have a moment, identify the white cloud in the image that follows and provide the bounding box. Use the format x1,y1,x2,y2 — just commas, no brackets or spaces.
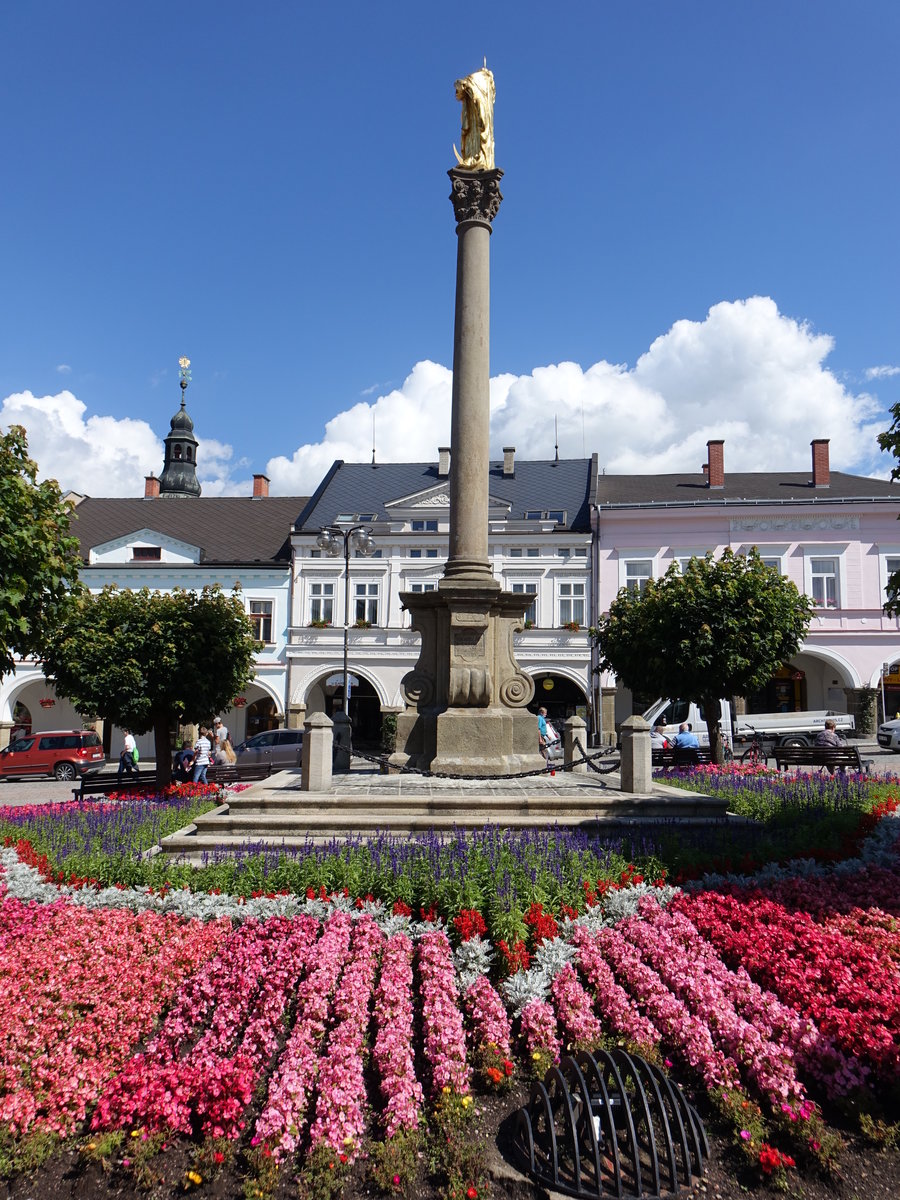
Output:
55,364,72,374
267,297,886,491
4,297,892,497
0,391,249,497
866,365,900,380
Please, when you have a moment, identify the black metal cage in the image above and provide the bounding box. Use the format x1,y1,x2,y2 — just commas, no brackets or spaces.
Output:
512,1048,708,1199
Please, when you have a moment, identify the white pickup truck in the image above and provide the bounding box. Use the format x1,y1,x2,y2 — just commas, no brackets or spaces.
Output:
643,698,855,750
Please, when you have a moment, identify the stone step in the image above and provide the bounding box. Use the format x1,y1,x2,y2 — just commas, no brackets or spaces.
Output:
158,791,729,860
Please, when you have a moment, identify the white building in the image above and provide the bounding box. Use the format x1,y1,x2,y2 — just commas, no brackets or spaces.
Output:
0,395,306,759
286,450,598,744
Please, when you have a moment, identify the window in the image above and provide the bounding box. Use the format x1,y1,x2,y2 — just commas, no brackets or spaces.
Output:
410,549,423,558
355,548,382,558
557,548,571,558
512,582,537,624
509,548,523,557
411,520,438,532
625,560,653,594
511,547,540,558
309,549,321,558
355,583,379,624
573,547,587,557
885,556,900,604
760,557,781,574
527,547,539,558
526,509,567,523
248,599,274,643
409,582,437,592
558,582,585,625
410,548,438,558
810,557,838,608
132,546,161,561
309,583,333,624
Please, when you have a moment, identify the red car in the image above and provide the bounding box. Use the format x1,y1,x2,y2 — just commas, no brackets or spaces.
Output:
0,730,105,781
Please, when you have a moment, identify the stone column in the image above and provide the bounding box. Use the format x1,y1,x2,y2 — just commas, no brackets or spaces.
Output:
600,687,618,746
302,711,333,792
442,168,503,587
564,715,588,775
620,715,651,793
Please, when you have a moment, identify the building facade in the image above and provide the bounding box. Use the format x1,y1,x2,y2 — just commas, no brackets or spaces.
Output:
0,394,307,757
286,451,598,744
594,439,900,736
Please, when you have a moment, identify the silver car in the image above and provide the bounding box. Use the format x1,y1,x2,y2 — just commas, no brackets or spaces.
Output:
876,719,900,752
235,728,303,769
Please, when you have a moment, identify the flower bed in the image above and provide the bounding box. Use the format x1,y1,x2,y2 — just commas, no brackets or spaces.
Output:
0,783,897,1194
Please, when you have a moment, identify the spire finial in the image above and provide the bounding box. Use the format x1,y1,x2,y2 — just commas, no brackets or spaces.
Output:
178,355,191,406
554,415,559,464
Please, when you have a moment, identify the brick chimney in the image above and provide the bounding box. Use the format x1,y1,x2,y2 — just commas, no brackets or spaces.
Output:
811,439,830,488
502,446,515,476
438,447,450,477
252,473,270,498
144,474,160,498
707,440,724,489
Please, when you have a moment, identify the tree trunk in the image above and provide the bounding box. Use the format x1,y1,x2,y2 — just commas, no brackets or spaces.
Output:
154,712,173,786
702,696,725,764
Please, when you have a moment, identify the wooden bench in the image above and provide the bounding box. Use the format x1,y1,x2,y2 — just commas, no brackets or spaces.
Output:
652,747,713,769
773,745,868,773
72,762,272,799
72,771,160,799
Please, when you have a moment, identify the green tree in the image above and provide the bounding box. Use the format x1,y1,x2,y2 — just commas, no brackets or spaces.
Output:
0,425,82,677
592,549,813,762
43,585,259,783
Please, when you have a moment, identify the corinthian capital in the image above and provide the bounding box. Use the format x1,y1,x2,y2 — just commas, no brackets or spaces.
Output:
448,168,504,228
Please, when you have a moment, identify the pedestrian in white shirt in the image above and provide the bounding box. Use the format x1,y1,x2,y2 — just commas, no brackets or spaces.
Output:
118,729,139,781
192,727,212,784
213,717,228,747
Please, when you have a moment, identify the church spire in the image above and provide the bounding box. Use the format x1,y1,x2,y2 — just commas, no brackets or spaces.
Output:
158,356,201,498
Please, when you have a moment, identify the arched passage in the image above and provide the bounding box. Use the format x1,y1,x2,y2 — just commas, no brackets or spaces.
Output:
305,671,383,749
526,671,589,729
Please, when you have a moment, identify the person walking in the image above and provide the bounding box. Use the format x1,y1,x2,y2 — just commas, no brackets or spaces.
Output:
117,729,139,781
192,726,212,784
213,717,228,748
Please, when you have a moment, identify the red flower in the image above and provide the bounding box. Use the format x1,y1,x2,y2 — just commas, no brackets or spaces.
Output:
453,909,488,942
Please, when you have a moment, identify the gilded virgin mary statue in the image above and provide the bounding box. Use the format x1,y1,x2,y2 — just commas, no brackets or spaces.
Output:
453,65,495,171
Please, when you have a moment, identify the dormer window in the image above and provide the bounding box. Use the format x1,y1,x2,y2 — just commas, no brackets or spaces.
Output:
337,513,377,523
132,546,161,561
525,510,567,524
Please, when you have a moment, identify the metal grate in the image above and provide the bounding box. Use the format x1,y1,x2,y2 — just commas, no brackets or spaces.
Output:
512,1048,709,1199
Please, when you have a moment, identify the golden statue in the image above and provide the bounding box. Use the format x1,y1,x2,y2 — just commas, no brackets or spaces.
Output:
453,63,495,171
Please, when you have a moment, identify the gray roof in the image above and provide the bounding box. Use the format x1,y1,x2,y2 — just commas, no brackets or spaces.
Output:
70,496,307,565
296,457,597,533
596,470,899,508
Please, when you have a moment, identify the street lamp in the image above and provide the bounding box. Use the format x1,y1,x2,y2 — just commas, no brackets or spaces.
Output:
315,524,376,728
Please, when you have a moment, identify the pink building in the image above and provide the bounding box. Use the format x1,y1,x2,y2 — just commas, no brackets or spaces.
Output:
593,439,900,736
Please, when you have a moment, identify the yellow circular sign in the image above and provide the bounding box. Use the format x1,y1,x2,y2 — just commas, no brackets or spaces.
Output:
542,678,554,691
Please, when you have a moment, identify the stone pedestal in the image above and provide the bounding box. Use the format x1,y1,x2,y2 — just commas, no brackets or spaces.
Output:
394,585,544,774
302,711,333,792
564,715,588,774
620,715,651,793
332,711,352,773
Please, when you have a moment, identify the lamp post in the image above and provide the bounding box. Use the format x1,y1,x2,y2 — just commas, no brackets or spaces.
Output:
315,524,376,728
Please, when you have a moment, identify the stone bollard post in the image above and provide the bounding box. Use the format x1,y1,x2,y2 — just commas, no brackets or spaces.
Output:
331,711,352,773
564,715,588,775
620,714,652,793
302,711,333,792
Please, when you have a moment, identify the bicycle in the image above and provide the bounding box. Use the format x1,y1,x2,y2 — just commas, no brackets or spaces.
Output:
736,726,770,767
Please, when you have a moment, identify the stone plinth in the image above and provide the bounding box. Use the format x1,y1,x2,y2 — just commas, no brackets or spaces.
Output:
620,714,652,793
564,715,588,774
393,584,544,775
302,711,333,792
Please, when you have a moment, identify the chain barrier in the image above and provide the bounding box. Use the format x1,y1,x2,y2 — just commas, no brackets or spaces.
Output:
348,743,621,781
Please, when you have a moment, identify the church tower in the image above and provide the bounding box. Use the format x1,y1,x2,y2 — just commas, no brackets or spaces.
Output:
158,356,201,498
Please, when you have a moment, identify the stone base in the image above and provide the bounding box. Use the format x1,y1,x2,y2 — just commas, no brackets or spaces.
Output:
393,706,544,776
393,582,544,776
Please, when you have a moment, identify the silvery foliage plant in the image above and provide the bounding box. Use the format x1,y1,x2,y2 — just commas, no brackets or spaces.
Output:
502,966,552,1017
575,881,680,931
454,935,493,991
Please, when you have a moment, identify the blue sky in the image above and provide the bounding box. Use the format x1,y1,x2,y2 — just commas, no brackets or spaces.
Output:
3,2,899,496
